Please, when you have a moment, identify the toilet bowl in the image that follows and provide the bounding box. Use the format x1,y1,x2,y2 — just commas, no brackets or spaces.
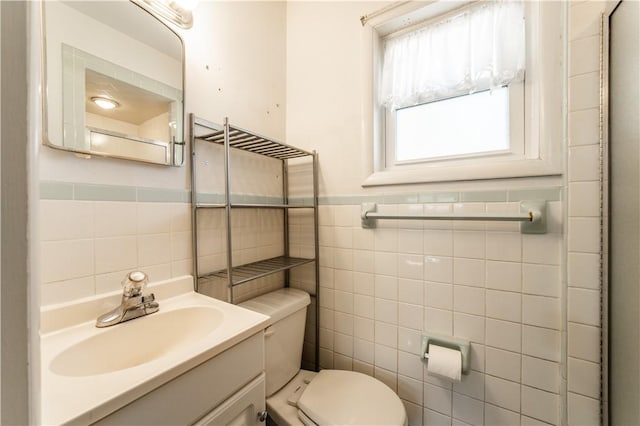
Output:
240,288,407,426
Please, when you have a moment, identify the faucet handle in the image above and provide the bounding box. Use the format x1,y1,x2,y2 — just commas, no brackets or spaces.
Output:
122,271,148,297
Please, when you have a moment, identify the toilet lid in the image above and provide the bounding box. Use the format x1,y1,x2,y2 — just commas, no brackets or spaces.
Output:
297,370,407,426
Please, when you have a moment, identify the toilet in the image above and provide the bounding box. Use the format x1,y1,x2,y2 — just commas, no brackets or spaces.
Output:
240,288,407,426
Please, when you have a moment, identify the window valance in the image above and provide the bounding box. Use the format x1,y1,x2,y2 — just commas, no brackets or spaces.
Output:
379,1,526,110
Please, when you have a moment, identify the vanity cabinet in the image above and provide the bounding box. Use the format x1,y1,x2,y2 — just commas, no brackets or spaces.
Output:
92,332,265,426
194,374,265,426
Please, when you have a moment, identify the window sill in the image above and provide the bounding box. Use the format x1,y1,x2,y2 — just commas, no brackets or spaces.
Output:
362,159,562,187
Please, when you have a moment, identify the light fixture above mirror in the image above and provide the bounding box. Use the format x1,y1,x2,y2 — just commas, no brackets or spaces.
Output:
132,0,196,29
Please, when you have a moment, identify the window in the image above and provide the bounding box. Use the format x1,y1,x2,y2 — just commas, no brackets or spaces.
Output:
390,86,515,163
361,1,564,186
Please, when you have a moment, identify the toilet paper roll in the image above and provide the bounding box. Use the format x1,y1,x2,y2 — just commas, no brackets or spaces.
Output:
426,344,462,382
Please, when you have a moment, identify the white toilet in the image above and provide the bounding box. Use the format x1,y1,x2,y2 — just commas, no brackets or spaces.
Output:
240,288,408,426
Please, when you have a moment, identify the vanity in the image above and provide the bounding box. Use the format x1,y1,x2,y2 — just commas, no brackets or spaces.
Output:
38,2,269,423
40,276,269,425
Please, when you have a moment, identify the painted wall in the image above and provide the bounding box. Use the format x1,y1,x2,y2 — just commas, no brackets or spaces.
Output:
39,1,287,305
286,2,569,425
285,1,564,197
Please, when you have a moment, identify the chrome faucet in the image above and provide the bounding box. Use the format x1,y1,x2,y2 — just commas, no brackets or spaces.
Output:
96,271,159,328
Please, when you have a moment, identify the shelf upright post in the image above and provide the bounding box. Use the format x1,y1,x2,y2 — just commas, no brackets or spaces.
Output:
190,113,200,292
283,159,290,288
223,117,235,304
312,151,320,371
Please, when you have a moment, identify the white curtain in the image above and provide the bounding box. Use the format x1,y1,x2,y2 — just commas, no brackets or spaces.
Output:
379,0,525,110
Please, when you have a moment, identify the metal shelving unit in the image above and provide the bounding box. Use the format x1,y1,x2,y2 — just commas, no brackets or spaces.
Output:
194,124,312,160
194,203,313,210
190,115,320,350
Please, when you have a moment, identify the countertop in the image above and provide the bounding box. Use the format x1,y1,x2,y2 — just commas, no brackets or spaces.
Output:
40,276,269,425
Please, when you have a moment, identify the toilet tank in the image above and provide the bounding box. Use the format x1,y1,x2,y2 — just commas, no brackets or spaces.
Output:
239,288,311,397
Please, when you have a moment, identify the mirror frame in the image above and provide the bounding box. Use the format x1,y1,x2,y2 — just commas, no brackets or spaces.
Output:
40,0,187,166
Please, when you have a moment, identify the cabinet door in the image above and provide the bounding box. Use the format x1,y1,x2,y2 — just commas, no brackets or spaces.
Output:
92,333,264,426
195,373,266,426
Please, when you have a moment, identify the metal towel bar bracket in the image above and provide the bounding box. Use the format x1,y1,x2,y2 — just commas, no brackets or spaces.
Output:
361,200,547,234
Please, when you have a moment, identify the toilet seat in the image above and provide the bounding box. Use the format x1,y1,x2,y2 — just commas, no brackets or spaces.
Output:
296,370,407,426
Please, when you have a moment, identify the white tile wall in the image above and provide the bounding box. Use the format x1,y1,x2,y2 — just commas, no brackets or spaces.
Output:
521,386,560,425
40,200,193,305
485,347,521,382
484,403,520,426
315,202,563,425
567,391,600,426
193,207,287,302
566,0,608,422
521,356,561,393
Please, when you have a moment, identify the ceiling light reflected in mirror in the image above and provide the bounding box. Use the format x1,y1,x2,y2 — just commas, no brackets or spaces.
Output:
91,97,120,110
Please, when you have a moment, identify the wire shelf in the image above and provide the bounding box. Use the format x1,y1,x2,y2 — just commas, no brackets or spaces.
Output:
193,117,313,160
194,203,314,209
200,256,315,286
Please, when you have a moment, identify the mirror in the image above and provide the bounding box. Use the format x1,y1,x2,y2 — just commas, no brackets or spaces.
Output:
42,0,185,166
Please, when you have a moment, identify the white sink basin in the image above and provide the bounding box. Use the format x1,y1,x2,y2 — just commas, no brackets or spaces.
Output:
50,306,225,376
40,276,269,425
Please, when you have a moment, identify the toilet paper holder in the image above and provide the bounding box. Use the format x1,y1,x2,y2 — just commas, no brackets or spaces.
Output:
421,334,471,375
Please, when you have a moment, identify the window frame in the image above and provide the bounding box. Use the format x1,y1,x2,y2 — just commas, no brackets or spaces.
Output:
361,0,564,187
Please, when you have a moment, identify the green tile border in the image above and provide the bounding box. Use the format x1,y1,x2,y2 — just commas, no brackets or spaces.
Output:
290,197,314,206
419,192,459,203
40,180,561,205
40,181,74,200
383,193,419,204
74,183,137,202
316,187,561,205
230,194,284,205
460,190,507,203
196,193,225,205
40,180,190,203
506,188,562,202
137,187,190,203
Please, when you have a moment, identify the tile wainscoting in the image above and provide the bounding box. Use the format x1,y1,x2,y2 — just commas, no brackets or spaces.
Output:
40,182,570,425
301,199,564,426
